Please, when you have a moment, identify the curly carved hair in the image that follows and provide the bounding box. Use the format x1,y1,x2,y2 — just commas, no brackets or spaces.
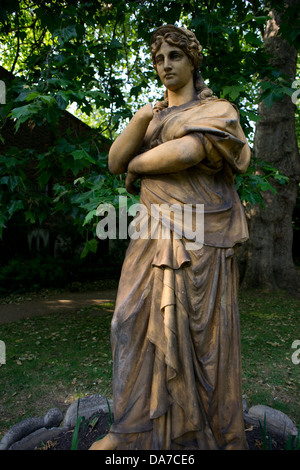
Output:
150,25,213,109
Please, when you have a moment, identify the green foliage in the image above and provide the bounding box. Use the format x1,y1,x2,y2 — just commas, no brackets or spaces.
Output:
259,413,273,450
52,169,139,257
94,398,114,444
258,412,300,450
0,255,68,293
285,425,300,450
0,0,298,257
71,400,85,450
235,158,290,207
70,399,114,450
0,249,125,294
0,147,50,234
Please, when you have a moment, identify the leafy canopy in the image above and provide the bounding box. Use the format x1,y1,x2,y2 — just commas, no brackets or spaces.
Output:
0,0,298,255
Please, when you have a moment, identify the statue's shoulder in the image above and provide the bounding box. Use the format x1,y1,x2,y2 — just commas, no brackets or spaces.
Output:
196,97,239,118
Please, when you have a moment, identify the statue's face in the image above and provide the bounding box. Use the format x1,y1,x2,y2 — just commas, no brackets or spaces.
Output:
155,41,194,93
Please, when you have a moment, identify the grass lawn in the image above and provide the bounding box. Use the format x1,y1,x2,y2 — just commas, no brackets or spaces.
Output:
0,288,299,440
239,288,300,425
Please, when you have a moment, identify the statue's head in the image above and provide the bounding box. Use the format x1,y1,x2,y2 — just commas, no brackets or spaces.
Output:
150,24,212,107
150,24,203,72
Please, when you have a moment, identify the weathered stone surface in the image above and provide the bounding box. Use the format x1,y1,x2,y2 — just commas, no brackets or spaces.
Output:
44,408,63,428
0,417,44,450
245,405,298,437
9,426,69,450
63,394,113,428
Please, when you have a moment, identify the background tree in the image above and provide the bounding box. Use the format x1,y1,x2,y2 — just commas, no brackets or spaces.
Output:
241,0,300,291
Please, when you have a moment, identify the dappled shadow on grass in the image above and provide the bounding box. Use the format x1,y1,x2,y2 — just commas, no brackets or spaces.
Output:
0,289,117,324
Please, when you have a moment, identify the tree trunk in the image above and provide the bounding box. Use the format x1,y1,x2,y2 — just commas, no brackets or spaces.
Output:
241,3,300,291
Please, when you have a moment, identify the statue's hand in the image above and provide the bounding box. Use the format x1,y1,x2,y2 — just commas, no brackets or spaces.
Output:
136,103,153,122
125,171,140,195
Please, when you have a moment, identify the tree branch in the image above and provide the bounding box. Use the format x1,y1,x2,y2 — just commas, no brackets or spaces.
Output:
10,13,20,74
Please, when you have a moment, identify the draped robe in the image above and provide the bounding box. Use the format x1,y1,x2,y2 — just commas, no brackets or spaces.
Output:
106,97,251,450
